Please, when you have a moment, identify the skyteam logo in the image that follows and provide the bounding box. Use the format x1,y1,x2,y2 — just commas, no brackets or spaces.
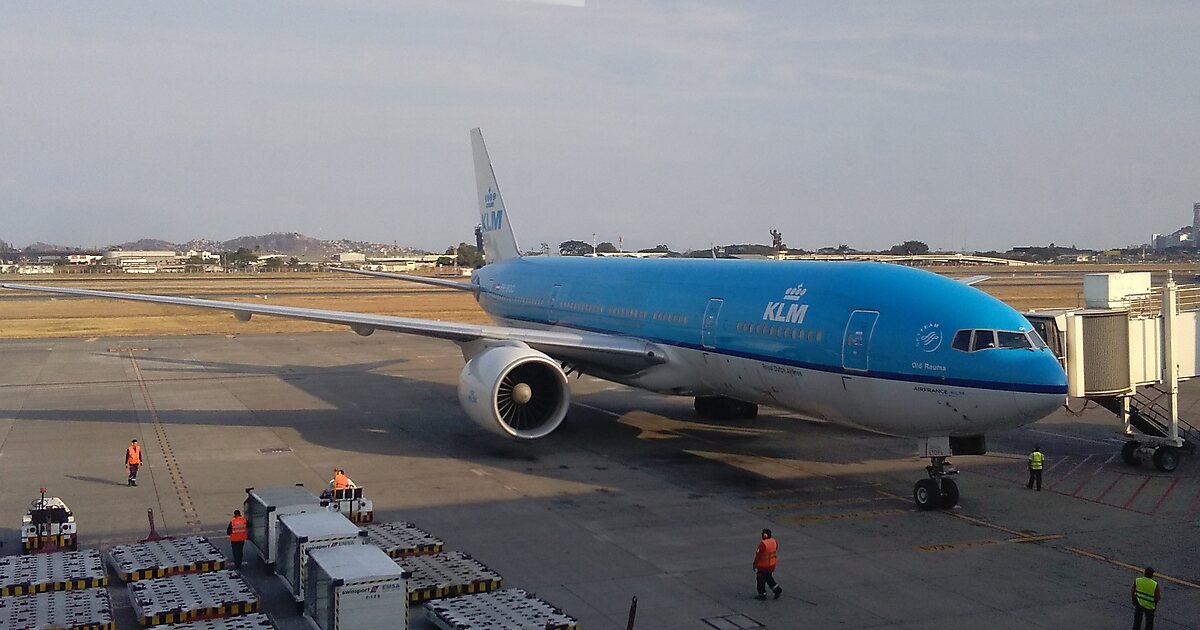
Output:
763,284,809,323
484,188,497,209
915,322,943,352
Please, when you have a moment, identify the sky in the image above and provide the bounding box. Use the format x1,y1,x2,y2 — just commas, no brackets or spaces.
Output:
2,1,1198,253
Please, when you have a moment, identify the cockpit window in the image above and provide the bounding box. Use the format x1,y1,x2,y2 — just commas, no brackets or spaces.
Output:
997,331,1032,349
1026,327,1048,349
952,330,972,351
971,330,996,351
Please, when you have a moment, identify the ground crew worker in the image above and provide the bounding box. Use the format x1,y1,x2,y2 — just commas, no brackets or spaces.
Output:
226,510,248,570
752,528,783,600
327,468,356,492
125,439,142,487
1132,566,1160,629
1026,445,1044,491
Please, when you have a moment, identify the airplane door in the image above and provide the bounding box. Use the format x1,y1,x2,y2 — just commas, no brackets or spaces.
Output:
548,284,562,325
842,310,879,371
701,298,723,350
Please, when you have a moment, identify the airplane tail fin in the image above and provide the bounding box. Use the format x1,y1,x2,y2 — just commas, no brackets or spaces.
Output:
470,128,522,263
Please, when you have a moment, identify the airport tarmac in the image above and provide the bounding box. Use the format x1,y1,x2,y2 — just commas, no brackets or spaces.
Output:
1,332,1198,629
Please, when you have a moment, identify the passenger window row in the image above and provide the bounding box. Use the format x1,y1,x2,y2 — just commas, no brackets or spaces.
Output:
652,312,689,325
608,306,647,319
951,328,1044,352
560,301,603,313
735,322,823,342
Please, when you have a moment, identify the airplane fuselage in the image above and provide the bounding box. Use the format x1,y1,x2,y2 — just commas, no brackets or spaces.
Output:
472,256,1068,439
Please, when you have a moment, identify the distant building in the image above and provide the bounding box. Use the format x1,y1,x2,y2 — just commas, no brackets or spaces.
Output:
334,252,366,264
361,254,441,272
1152,226,1194,250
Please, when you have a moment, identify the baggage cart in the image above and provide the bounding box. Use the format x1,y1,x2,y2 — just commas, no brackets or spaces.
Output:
128,570,259,627
0,549,107,597
363,521,443,558
396,551,502,605
108,536,227,582
0,587,113,630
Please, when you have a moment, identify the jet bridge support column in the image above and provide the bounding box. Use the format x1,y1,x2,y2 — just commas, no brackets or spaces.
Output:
1163,271,1180,447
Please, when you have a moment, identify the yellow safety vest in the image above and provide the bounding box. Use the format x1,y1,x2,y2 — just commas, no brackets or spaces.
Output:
1029,451,1044,470
1134,577,1157,610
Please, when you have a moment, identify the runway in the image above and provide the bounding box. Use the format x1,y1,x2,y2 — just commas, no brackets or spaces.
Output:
1,332,1197,628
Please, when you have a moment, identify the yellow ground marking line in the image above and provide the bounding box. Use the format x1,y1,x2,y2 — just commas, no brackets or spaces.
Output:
779,508,906,524
752,496,893,511
918,534,1064,552
1064,547,1200,590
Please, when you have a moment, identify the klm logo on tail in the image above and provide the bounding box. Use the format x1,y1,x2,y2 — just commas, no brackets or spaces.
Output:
481,188,503,233
482,209,504,233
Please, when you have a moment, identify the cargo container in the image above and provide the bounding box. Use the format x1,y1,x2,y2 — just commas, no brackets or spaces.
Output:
305,544,407,630
243,485,323,568
276,511,365,603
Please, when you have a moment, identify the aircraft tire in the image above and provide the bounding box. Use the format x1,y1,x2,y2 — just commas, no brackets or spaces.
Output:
694,397,717,418
939,479,959,509
913,479,942,510
1153,446,1179,472
1121,441,1140,466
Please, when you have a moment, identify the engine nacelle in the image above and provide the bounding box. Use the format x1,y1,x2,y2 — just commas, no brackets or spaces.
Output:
458,345,570,440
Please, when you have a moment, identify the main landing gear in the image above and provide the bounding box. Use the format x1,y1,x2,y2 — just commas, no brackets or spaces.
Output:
694,396,758,420
913,456,959,510
1121,440,1181,472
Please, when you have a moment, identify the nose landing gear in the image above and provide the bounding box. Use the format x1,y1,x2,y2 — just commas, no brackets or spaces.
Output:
913,456,959,510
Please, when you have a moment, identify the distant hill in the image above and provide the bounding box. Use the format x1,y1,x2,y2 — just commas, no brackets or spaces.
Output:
9,232,424,258
117,238,178,251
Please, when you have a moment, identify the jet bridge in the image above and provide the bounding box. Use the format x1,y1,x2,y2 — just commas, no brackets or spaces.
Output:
1026,271,1200,472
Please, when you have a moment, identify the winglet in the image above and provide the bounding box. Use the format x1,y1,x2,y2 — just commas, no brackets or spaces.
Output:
471,128,521,263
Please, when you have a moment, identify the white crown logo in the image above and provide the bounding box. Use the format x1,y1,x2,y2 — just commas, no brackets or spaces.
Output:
782,284,807,301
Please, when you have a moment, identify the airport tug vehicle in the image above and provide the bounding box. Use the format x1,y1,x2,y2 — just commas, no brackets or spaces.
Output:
22,487,78,553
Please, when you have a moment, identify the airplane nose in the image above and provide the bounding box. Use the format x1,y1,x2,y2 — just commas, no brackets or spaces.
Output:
1015,352,1068,419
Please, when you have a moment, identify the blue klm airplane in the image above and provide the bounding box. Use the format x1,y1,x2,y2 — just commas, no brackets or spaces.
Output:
3,129,1068,509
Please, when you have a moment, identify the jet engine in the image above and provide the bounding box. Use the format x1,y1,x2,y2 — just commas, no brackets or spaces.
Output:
457,345,570,439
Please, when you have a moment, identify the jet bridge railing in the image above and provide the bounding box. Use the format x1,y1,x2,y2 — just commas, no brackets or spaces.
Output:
1127,284,1200,318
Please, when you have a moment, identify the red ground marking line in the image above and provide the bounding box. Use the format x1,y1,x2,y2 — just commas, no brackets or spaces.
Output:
1042,455,1073,476
1150,477,1183,514
1094,474,1125,503
1048,454,1092,491
1121,476,1153,509
1071,460,1108,497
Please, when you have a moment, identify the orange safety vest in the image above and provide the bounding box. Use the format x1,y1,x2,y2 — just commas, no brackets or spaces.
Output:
126,444,142,465
754,538,778,571
228,516,248,542
333,473,350,490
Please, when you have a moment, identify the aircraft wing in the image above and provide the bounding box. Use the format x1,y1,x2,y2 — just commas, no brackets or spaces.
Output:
957,275,991,286
327,267,475,291
0,283,666,373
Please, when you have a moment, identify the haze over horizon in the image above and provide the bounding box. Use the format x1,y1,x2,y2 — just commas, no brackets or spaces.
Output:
3,2,1198,253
